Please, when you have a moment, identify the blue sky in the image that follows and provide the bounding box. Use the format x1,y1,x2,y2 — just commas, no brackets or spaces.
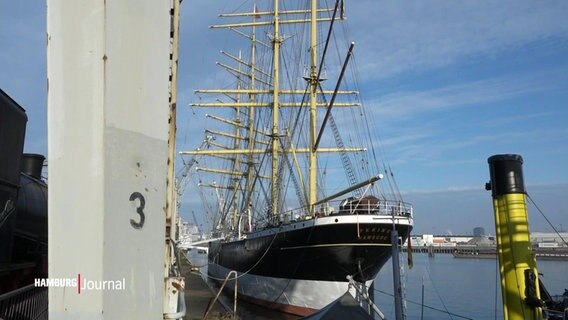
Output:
2,1,567,235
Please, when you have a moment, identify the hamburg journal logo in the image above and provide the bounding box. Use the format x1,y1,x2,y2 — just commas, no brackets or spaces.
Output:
34,274,125,294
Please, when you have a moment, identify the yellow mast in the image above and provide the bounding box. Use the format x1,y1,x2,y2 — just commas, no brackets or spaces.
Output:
271,0,282,216
231,51,243,229
186,2,361,227
182,147,365,156
487,154,543,320
308,0,318,215
192,101,359,107
195,89,358,95
245,12,257,212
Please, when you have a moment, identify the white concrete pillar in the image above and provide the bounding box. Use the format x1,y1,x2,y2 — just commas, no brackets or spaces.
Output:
47,1,171,318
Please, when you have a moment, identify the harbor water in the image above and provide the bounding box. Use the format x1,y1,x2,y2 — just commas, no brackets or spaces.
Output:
374,253,567,319
187,251,568,319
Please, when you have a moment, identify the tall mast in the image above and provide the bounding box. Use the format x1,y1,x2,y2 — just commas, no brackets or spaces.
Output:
185,3,361,222
308,0,319,214
232,50,243,229
245,7,258,216
271,0,282,216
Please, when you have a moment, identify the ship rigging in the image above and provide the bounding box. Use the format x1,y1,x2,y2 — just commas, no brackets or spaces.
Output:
180,0,413,316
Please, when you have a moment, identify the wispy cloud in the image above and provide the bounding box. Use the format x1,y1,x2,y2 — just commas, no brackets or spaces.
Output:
366,71,556,121
386,126,568,167
479,111,560,128
404,182,568,197
178,0,568,90
348,0,568,81
356,67,565,166
404,182,567,234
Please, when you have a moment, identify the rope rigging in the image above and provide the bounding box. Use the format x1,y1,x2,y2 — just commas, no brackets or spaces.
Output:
527,192,568,246
373,287,474,320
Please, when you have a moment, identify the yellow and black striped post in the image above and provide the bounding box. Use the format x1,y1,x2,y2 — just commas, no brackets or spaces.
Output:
487,154,542,320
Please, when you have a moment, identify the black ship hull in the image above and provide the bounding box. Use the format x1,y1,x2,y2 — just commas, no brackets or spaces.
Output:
207,214,412,315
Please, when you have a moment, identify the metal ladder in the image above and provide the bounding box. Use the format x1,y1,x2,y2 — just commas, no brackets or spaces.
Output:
203,270,238,320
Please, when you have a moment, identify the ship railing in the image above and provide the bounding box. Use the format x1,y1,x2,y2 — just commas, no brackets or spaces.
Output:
347,275,386,319
267,199,412,225
0,284,48,320
543,303,568,320
203,270,237,320
311,199,412,217
330,199,413,217
546,294,568,319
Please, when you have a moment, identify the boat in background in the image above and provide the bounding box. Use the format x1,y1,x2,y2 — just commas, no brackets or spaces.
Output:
181,1,413,315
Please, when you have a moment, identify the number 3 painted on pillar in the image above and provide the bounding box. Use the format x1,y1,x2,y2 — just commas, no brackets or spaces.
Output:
129,192,146,229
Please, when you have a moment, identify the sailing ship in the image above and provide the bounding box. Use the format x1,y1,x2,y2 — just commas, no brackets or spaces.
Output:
182,0,413,316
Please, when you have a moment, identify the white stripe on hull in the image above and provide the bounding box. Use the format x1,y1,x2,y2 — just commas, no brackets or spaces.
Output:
209,263,371,316
248,214,412,239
